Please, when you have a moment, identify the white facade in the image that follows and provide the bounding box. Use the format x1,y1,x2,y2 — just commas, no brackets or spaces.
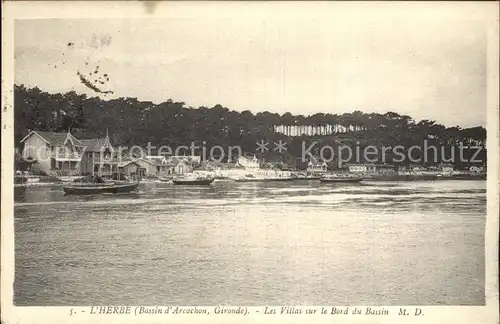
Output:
348,165,368,173
307,161,328,173
439,165,454,173
20,131,83,175
218,168,293,180
237,156,260,169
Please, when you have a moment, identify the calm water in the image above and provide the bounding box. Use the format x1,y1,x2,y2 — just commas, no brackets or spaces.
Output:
14,180,486,306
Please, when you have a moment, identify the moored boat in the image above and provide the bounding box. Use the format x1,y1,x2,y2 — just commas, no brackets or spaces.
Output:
57,175,82,183
320,174,363,183
172,175,215,185
234,173,297,182
234,177,296,182
448,173,486,180
63,181,140,195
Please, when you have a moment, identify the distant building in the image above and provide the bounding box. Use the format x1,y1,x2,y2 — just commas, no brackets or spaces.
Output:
169,158,192,175
397,164,427,175
118,158,157,177
145,156,168,174
438,163,454,173
410,165,425,172
144,155,200,175
237,155,260,169
307,161,328,173
345,164,374,173
344,163,395,174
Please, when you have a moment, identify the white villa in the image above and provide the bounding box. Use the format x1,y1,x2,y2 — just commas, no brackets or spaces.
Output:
20,130,118,176
307,161,328,173
236,156,260,169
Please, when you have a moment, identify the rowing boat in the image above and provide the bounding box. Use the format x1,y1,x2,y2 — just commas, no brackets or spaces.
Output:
63,181,139,195
319,175,363,183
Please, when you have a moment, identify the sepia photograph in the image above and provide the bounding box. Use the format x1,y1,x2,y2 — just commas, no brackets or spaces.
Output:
2,1,499,323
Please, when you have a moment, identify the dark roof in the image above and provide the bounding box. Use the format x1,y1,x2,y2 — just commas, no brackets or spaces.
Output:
146,157,165,166
30,131,68,145
79,138,109,152
117,159,154,167
70,135,84,146
22,131,88,147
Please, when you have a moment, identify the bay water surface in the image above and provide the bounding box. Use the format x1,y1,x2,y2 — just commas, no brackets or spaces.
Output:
13,180,486,305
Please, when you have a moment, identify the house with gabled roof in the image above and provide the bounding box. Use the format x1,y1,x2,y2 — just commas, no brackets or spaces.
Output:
20,129,119,176
117,158,157,177
77,135,118,176
237,155,260,169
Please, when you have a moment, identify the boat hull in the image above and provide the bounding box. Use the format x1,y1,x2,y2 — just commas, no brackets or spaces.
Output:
172,178,215,185
449,174,486,180
234,177,296,182
320,177,363,183
63,182,139,195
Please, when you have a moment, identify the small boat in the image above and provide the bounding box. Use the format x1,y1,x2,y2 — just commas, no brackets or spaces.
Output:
172,175,215,185
320,175,363,183
235,177,296,182
63,181,139,195
296,175,322,180
57,175,82,182
234,173,297,182
449,173,486,180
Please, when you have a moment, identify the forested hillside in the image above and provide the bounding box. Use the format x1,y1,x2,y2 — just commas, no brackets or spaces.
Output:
14,84,487,168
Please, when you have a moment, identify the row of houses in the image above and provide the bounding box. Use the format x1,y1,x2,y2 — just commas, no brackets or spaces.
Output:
18,130,202,178
17,130,485,178
18,130,293,178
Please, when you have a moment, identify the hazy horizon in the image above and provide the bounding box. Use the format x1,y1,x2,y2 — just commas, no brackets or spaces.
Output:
14,3,488,128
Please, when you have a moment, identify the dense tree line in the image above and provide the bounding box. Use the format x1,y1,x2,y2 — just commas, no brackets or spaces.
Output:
14,84,487,168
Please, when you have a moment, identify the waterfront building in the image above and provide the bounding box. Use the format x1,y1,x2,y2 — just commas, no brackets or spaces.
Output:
117,158,157,177
307,161,328,173
79,136,118,176
345,163,374,173
344,163,396,175
20,130,119,176
144,155,200,176
236,155,260,169
397,164,427,175
438,163,455,174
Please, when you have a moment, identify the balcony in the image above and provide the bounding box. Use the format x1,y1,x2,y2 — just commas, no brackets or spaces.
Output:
52,150,82,161
93,155,120,163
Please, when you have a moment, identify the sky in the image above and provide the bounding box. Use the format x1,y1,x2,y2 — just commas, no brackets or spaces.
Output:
14,3,489,127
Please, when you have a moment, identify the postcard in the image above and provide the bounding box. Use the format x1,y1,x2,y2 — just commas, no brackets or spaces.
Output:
1,1,499,323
